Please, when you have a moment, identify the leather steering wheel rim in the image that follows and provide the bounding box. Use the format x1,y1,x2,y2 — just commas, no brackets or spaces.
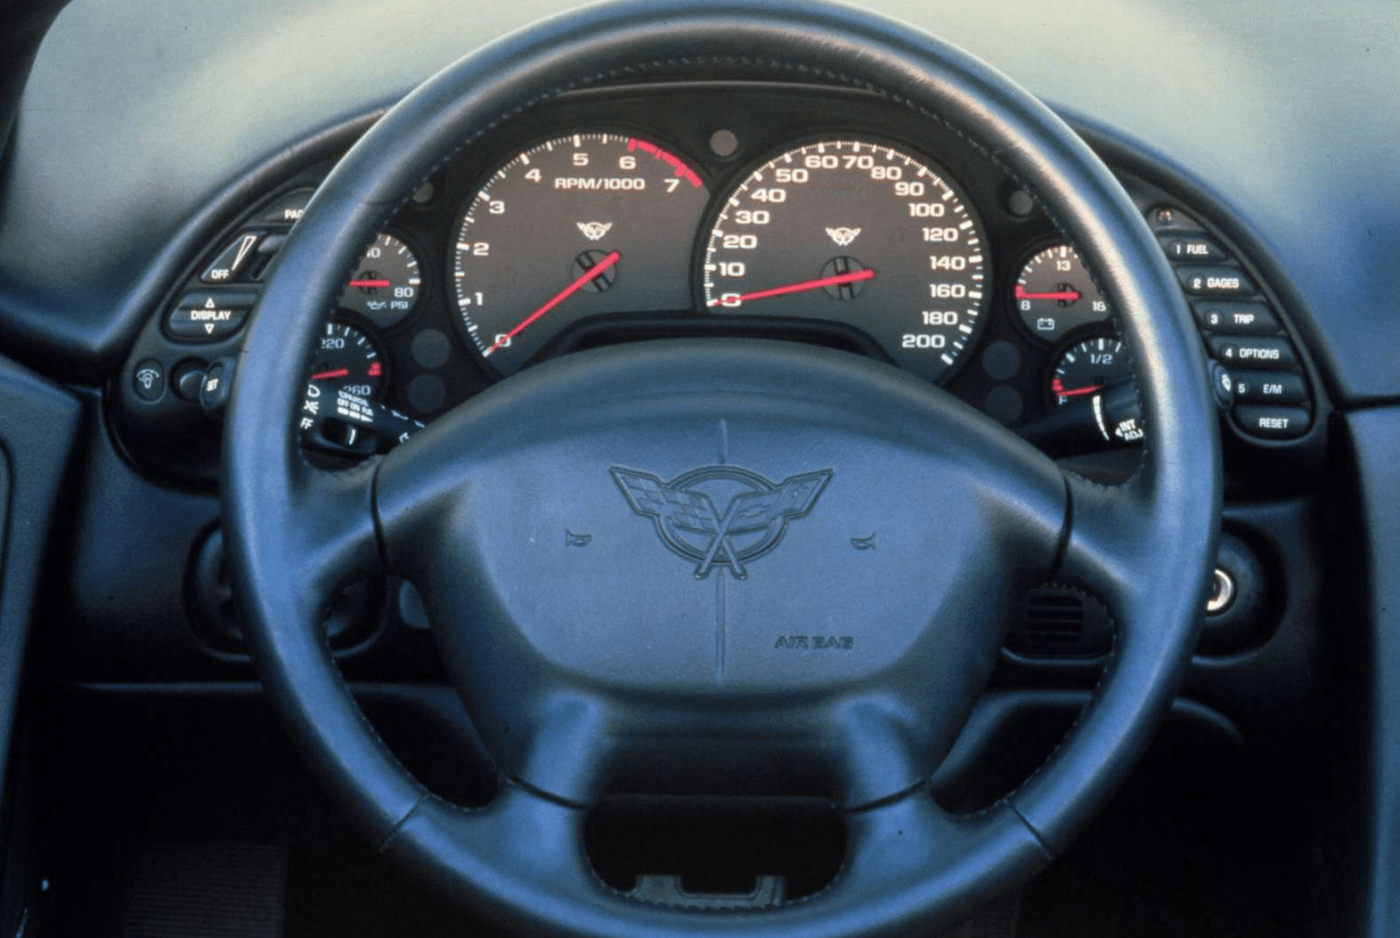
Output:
223,2,1221,936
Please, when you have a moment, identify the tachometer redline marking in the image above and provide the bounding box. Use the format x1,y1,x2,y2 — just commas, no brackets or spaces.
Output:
710,267,876,306
485,250,621,355
625,136,703,188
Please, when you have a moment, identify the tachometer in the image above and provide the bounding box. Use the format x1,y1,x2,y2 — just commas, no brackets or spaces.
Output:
451,133,709,375
701,139,989,383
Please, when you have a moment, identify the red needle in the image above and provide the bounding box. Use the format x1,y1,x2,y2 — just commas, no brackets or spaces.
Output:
1016,285,1081,302
311,368,350,381
487,250,621,355
1054,383,1102,398
713,267,876,305
348,279,392,289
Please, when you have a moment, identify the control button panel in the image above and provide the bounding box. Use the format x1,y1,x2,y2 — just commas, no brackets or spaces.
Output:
1148,205,1314,442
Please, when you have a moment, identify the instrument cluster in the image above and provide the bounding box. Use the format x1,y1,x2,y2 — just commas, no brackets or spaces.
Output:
112,82,1320,483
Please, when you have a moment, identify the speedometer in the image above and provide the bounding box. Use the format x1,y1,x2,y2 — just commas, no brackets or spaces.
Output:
701,139,989,383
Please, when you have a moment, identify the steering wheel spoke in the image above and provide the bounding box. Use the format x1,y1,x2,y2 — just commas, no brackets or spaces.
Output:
1056,471,1158,613
284,461,384,617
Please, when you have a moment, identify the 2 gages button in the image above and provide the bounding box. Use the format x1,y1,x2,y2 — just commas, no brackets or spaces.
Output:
1228,370,1308,405
1176,265,1257,298
166,291,256,341
1208,335,1298,369
1234,405,1311,440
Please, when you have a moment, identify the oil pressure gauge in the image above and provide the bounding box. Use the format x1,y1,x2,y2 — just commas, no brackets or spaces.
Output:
338,233,421,329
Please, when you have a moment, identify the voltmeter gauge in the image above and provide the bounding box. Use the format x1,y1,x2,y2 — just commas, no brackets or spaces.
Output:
1014,243,1111,343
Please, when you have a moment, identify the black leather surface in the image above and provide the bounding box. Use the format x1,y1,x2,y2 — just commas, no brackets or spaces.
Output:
224,1,1218,935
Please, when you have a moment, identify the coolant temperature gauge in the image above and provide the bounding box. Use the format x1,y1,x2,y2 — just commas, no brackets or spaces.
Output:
301,321,387,452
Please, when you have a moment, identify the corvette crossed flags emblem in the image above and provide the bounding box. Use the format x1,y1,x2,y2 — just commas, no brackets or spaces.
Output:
610,465,832,579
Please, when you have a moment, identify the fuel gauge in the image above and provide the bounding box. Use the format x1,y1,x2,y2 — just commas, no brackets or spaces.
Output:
1049,335,1132,406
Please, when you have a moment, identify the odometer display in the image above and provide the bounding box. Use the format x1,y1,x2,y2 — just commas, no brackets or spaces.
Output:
702,139,989,382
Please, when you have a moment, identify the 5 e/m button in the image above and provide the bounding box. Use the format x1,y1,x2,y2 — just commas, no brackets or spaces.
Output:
1229,370,1307,405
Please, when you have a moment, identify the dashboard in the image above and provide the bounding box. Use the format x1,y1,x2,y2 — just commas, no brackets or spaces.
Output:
1,1,1398,936
111,83,1325,490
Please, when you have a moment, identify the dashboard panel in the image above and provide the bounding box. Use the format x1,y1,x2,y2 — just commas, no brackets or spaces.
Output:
1,1,1391,935
109,82,1327,491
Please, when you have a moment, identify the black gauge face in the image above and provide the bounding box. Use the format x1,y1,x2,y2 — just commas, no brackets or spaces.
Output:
1049,336,1131,405
1014,243,1111,343
701,139,989,383
451,133,710,375
300,321,386,446
339,233,421,329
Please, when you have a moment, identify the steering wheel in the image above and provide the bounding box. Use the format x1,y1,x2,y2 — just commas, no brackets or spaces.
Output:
223,2,1220,935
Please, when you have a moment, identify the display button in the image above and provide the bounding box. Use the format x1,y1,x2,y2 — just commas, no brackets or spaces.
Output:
1176,266,1256,298
1208,335,1298,369
1159,234,1228,264
1233,405,1311,440
1229,370,1308,405
255,188,314,226
132,359,166,402
167,291,257,341
200,231,264,284
1193,300,1279,334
